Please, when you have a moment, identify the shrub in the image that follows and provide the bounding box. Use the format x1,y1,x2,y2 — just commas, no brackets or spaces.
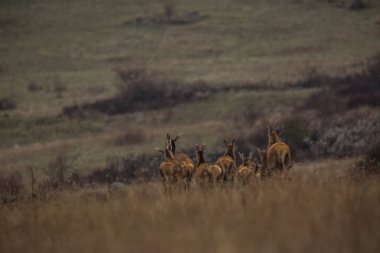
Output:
113,128,149,146
27,82,44,92
353,142,380,177
63,67,212,117
282,117,316,159
303,53,380,116
0,171,25,203
0,97,16,111
43,150,79,190
349,0,367,10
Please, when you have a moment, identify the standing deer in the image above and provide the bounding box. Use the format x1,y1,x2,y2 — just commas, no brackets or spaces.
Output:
216,139,237,185
194,144,223,188
155,143,182,192
266,126,292,177
236,152,257,185
166,134,195,189
255,147,269,177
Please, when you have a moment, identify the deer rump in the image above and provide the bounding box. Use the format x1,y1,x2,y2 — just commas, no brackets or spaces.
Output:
216,156,236,181
237,166,253,185
159,159,183,184
194,163,223,186
266,142,291,173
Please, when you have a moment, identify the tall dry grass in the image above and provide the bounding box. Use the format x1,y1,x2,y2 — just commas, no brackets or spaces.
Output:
1,163,380,253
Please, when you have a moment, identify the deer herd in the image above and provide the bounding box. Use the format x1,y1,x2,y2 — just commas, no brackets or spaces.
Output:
155,126,293,191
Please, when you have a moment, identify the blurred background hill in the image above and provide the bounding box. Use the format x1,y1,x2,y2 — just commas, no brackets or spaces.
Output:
0,0,379,180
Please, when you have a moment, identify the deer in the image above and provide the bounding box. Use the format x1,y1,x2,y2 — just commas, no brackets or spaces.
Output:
166,134,195,189
266,126,292,178
155,142,182,192
216,139,237,185
194,144,223,188
255,147,269,178
236,152,257,185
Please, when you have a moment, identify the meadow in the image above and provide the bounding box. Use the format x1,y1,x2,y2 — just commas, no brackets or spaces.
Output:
0,0,380,252
1,158,380,253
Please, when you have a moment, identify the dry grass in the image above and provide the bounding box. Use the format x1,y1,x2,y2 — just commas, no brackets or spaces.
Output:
1,159,380,253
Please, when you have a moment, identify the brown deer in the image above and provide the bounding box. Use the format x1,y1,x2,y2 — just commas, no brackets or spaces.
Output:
266,126,292,177
166,134,195,189
216,139,237,185
236,152,257,185
255,147,269,177
155,143,182,192
194,144,223,188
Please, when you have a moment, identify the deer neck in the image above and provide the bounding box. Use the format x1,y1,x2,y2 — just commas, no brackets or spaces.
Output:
224,149,235,161
268,136,279,148
164,149,174,160
196,153,205,166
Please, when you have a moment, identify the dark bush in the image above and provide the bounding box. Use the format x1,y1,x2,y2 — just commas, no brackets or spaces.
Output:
282,117,316,159
42,150,79,190
294,65,327,88
353,142,380,177
63,67,212,117
113,128,149,146
0,171,25,203
83,153,162,185
303,53,380,116
0,97,16,111
349,0,367,10
27,82,43,92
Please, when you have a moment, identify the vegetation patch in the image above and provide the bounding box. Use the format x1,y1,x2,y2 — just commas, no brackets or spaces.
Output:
303,53,380,116
123,9,207,26
0,97,16,111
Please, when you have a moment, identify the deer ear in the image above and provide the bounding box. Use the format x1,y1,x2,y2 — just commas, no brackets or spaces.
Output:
223,140,228,146
174,136,179,142
267,126,272,134
239,152,244,160
166,133,171,139
248,152,253,160
275,126,283,136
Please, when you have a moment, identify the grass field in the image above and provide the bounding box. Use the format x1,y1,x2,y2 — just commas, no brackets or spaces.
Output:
1,158,380,253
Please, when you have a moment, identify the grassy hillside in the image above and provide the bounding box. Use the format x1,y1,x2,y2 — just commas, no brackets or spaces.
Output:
1,0,380,115
0,0,379,175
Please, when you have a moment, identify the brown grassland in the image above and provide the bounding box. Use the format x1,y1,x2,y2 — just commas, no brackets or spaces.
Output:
1,159,380,253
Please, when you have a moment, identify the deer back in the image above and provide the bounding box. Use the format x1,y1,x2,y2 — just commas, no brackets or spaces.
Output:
267,142,291,171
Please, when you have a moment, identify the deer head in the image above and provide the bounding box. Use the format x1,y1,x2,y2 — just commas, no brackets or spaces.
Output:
267,126,282,148
155,141,175,160
255,147,267,164
166,133,180,154
223,139,236,160
239,152,253,166
195,144,206,166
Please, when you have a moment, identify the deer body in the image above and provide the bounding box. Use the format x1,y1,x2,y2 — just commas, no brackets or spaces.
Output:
166,134,195,189
194,144,223,188
157,146,182,192
267,142,291,175
216,140,237,184
236,152,256,185
266,127,292,177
